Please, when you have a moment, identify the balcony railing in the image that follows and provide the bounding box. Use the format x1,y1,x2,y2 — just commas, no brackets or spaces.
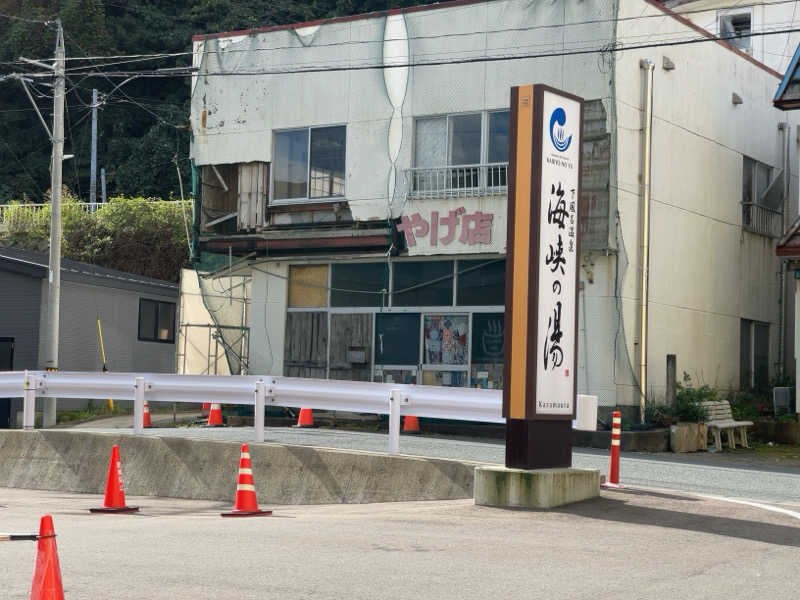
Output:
405,163,508,199
742,202,782,238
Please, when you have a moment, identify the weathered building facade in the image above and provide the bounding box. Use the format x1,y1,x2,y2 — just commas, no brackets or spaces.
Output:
187,0,799,416
0,247,178,425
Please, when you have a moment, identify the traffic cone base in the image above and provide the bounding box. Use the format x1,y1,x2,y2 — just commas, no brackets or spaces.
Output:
294,408,314,428
89,506,140,513
220,508,273,517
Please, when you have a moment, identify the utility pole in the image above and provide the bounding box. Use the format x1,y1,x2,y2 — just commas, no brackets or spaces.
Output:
89,88,98,205
42,19,65,428
101,167,107,202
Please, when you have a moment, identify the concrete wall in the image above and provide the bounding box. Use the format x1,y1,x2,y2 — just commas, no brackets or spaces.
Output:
613,1,800,402
0,269,41,370
0,430,476,504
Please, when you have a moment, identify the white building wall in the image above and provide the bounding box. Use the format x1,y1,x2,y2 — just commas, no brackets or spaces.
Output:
615,1,800,402
248,262,288,376
665,0,800,75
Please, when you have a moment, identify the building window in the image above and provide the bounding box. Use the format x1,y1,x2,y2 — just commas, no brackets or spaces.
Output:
740,319,769,389
375,313,421,365
742,156,780,237
393,260,454,306
288,265,329,308
411,111,510,196
457,259,505,306
273,125,345,202
719,11,751,52
331,263,387,308
138,299,175,343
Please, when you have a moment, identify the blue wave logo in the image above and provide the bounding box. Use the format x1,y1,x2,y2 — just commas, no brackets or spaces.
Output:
549,107,572,153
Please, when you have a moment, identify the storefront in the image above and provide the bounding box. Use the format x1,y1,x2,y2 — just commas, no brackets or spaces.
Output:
283,257,506,390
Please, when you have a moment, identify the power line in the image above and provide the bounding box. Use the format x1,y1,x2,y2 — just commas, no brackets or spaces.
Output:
55,25,800,80
10,0,800,68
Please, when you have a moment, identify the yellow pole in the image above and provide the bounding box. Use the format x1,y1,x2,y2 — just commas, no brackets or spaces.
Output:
96,318,114,411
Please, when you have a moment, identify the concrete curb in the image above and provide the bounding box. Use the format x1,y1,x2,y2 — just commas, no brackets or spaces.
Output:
0,430,477,504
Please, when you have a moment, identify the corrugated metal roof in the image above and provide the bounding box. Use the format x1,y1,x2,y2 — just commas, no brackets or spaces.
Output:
0,246,178,295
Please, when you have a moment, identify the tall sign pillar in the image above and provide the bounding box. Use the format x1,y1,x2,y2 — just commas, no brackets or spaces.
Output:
503,84,583,469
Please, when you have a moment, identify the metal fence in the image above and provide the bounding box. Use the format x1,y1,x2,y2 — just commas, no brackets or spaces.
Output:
0,370,503,454
742,202,783,238
405,163,508,199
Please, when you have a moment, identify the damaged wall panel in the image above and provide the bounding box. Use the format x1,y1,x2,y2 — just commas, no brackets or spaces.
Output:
284,311,328,378
288,265,328,308
238,162,269,230
201,165,238,233
329,314,373,381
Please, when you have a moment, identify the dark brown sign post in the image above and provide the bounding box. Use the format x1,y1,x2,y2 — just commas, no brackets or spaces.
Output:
503,84,583,470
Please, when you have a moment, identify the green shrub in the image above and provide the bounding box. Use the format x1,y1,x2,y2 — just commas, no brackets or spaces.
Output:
671,374,711,423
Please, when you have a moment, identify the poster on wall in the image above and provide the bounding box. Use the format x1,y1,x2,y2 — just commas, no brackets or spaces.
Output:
423,315,468,365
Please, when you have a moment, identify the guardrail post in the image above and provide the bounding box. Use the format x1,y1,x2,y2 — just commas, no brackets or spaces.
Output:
133,377,145,433
388,389,403,454
254,380,265,443
23,370,36,430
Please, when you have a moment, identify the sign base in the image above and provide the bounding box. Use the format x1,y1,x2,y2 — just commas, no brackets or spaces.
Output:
474,466,599,509
505,419,572,469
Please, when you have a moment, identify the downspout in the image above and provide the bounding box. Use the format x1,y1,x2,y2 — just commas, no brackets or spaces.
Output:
639,59,655,423
778,122,790,377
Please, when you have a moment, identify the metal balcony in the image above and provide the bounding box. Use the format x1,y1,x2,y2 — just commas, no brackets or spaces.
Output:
405,163,508,199
742,202,782,238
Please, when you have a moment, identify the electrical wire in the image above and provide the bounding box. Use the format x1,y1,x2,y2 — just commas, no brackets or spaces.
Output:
54,24,800,81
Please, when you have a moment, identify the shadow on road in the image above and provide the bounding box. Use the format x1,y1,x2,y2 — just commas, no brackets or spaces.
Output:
557,490,800,549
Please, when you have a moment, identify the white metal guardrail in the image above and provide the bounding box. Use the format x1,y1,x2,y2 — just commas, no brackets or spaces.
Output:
0,371,503,454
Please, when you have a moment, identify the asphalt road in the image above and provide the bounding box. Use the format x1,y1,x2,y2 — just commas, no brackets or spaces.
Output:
68,424,800,505
0,487,798,600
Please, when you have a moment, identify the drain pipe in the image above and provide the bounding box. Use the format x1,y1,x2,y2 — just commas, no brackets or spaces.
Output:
639,59,655,424
778,122,790,377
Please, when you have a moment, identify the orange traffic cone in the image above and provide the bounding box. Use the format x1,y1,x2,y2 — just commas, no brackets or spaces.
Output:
201,402,210,416
221,444,272,517
143,401,151,428
206,403,223,427
89,444,139,513
295,408,314,427
30,515,64,600
402,415,421,434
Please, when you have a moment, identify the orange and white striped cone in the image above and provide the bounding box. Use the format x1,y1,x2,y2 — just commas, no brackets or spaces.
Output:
206,403,223,427
142,401,151,428
602,411,622,488
221,444,272,517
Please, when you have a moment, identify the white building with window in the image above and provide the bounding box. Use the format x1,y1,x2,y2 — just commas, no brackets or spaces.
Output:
186,0,800,420
662,0,800,75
